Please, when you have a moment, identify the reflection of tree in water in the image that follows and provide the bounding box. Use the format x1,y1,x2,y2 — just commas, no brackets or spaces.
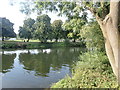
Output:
19,47,81,77
50,48,81,70
2,54,16,73
19,53,51,77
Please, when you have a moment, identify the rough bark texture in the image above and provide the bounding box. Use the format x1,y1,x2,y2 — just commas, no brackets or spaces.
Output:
95,1,120,82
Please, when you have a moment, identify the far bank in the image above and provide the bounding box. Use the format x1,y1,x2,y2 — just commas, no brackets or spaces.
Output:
1,41,85,49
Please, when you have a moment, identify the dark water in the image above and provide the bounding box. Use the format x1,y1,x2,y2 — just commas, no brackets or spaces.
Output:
1,47,81,88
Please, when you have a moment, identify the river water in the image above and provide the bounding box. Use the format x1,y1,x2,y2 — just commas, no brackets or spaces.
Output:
1,47,81,88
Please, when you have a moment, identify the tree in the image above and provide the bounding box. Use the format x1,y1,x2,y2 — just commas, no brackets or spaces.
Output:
34,14,52,43
0,17,16,41
51,20,63,42
34,2,87,42
19,26,29,41
82,1,120,81
63,18,86,42
81,19,105,51
19,18,35,42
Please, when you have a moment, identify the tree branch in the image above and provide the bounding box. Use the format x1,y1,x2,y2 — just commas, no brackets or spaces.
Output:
85,6,96,15
85,6,103,25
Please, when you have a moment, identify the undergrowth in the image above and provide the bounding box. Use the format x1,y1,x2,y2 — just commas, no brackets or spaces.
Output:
51,50,118,88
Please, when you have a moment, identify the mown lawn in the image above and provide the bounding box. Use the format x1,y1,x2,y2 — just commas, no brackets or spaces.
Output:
2,40,85,49
5,39,40,42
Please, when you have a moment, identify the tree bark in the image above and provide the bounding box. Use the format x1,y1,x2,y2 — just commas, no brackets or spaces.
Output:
95,0,120,81
2,36,4,41
27,37,30,42
55,38,58,42
73,38,76,42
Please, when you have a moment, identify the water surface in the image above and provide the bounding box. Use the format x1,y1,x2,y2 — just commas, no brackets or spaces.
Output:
2,47,81,88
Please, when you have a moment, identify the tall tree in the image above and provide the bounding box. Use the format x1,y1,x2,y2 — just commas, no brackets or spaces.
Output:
82,1,120,81
51,20,63,42
34,14,52,43
0,17,16,41
19,18,35,42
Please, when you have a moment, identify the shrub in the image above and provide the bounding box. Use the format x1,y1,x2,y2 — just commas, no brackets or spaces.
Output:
51,50,118,88
2,43,18,49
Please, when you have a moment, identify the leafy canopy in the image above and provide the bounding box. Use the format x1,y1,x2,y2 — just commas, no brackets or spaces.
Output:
51,20,64,41
0,17,16,38
18,18,35,41
34,14,52,42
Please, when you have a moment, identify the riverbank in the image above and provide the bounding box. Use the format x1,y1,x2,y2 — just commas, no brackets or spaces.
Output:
51,50,118,88
1,41,85,49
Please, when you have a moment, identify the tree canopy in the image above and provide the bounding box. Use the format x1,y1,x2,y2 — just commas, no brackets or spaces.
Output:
51,20,64,42
0,17,16,41
34,14,52,42
19,18,35,42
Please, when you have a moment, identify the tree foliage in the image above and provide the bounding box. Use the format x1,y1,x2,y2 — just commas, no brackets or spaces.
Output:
0,17,16,41
81,19,104,51
63,18,86,42
34,14,52,42
34,2,87,20
19,18,35,42
83,2,110,19
51,20,64,42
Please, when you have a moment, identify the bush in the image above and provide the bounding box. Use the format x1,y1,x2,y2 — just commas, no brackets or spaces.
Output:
51,50,118,88
2,43,18,49
2,41,84,49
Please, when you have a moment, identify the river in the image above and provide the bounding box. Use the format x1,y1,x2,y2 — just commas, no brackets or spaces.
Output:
1,47,82,88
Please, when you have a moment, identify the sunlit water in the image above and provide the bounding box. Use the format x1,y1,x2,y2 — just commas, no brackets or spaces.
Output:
1,47,82,88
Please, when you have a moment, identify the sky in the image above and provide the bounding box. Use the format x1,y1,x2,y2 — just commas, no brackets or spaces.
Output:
0,0,67,34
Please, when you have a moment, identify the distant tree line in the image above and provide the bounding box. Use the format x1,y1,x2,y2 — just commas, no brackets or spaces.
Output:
0,14,85,43
18,14,83,42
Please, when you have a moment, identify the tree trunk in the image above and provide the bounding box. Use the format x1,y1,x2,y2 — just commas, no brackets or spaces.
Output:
55,38,58,42
27,38,30,42
73,38,76,42
95,0,120,81
2,36,4,41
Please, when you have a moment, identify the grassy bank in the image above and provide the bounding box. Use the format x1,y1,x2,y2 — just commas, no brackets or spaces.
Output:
1,41,85,49
51,51,118,88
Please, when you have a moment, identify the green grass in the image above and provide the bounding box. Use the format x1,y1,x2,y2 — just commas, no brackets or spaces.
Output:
6,39,40,42
51,50,118,88
1,40,85,49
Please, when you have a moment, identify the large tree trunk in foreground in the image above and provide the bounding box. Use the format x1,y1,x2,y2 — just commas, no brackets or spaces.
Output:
96,0,120,82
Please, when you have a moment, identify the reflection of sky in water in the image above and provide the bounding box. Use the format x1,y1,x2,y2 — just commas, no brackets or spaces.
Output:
2,49,52,55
